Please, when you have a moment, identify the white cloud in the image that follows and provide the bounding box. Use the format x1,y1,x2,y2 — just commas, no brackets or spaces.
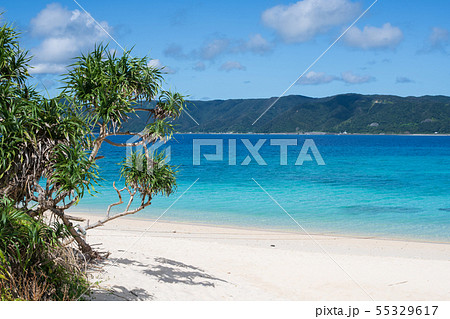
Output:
219,61,246,72
340,71,374,84
30,3,72,37
164,44,188,59
344,23,403,49
429,27,449,47
35,37,80,62
29,3,112,74
296,70,374,85
262,0,360,43
418,27,450,54
297,71,336,85
147,59,176,74
240,34,273,54
29,63,67,75
427,27,449,53
200,38,230,60
164,34,273,62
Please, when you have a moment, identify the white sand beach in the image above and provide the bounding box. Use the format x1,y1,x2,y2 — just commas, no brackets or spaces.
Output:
77,213,450,301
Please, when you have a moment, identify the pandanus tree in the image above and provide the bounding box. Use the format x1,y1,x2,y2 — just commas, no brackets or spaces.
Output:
62,45,185,237
0,20,185,258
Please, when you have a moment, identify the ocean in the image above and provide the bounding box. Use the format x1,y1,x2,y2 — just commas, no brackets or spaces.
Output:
72,134,450,242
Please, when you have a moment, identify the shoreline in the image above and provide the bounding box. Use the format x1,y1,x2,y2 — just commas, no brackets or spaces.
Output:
78,211,450,300
74,211,450,245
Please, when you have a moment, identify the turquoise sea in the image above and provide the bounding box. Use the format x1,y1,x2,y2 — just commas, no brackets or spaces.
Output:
72,134,450,242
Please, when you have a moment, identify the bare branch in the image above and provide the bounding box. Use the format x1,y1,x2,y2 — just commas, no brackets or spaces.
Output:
85,183,151,230
56,196,79,210
85,201,151,230
125,189,137,212
105,181,126,217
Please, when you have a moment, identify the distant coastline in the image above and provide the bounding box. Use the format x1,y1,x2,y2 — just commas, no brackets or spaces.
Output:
121,93,450,135
175,132,450,136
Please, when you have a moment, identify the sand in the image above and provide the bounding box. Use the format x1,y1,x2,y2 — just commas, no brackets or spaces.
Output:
75,213,450,301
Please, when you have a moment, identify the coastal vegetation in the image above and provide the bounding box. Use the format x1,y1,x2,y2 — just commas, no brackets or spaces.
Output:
0,18,185,299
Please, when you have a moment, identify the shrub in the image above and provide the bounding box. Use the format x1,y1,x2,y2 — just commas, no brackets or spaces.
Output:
0,198,90,300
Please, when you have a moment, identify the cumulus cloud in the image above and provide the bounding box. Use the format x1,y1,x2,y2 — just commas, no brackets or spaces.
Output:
429,27,449,47
340,71,374,84
147,59,176,74
296,71,337,85
164,34,273,64
164,44,189,59
237,34,273,54
344,23,403,49
262,0,360,43
200,35,273,59
296,70,373,85
30,3,73,37
200,38,230,60
421,27,450,53
29,63,67,75
396,76,414,84
219,61,246,72
164,38,230,61
29,3,112,74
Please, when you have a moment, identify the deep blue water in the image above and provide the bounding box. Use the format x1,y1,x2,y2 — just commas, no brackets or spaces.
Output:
72,134,450,242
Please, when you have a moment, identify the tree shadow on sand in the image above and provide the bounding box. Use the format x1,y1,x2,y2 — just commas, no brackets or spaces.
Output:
114,257,228,287
89,285,154,301
143,257,228,287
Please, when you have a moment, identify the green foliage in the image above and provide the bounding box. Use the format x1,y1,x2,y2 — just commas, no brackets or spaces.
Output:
155,90,185,119
0,92,99,203
0,16,185,300
145,119,175,140
0,18,99,205
0,198,89,300
0,18,92,300
120,151,177,201
63,44,164,129
0,20,30,86
63,44,185,204
51,143,99,198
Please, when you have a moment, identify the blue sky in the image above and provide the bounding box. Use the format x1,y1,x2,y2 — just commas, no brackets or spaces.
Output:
2,0,450,100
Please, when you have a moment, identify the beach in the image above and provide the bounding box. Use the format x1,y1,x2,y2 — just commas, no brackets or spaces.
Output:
77,213,450,301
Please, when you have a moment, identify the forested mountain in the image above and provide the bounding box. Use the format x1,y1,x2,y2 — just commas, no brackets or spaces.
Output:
121,94,450,134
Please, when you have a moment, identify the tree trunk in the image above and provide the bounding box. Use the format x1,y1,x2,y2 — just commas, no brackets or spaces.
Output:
50,208,98,259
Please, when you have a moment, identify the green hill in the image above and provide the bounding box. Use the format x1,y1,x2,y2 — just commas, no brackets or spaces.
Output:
121,94,450,134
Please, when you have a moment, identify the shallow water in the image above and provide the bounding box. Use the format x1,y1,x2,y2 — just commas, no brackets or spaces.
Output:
73,134,450,242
